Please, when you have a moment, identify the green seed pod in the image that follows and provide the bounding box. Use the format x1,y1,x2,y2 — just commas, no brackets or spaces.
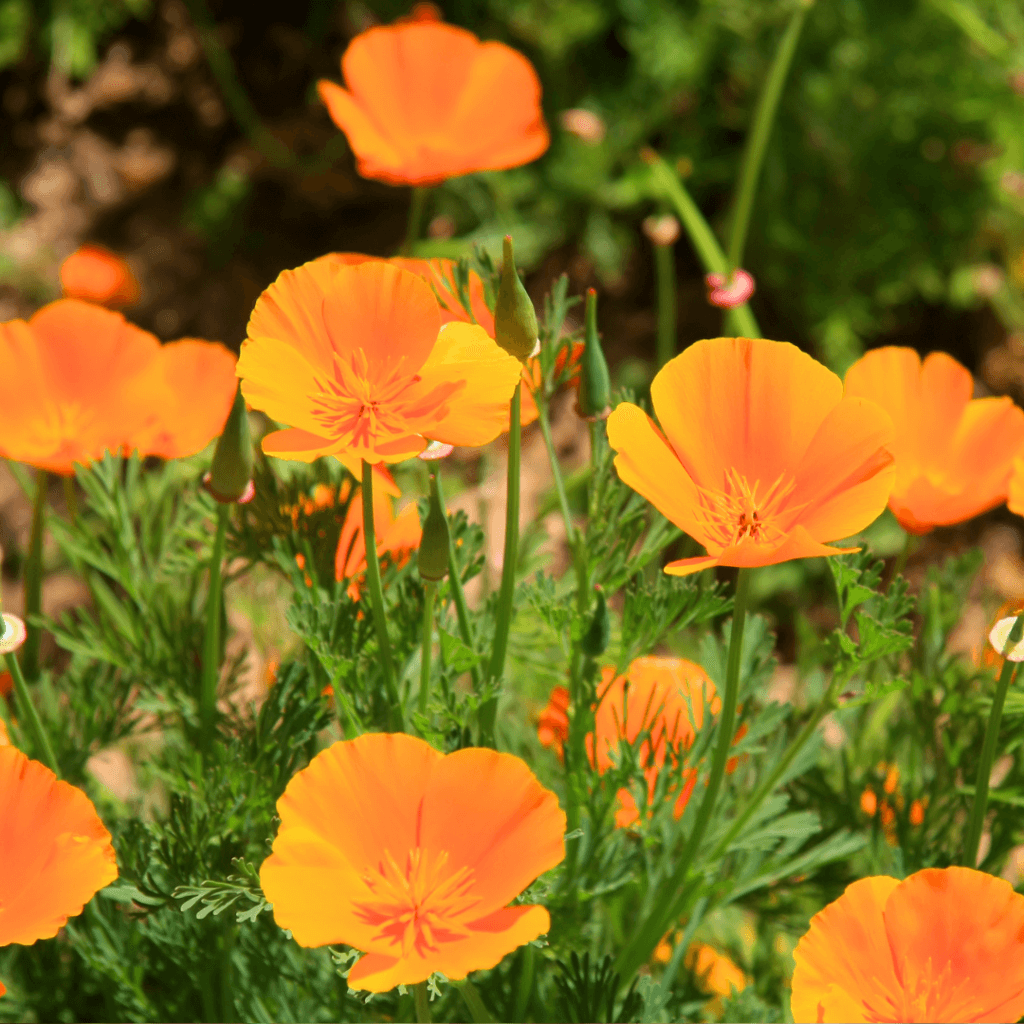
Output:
417,473,450,582
580,585,610,658
494,235,539,363
578,288,612,421
208,384,254,502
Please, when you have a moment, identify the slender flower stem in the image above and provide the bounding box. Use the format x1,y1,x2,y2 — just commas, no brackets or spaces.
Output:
512,943,535,1021
200,502,229,753
589,418,606,471
414,981,432,1024
654,240,678,368
455,979,494,1024
6,647,59,775
433,468,481,689
614,568,751,982
418,581,436,719
361,461,402,731
892,530,916,582
63,475,78,525
964,612,1024,866
22,468,47,681
402,186,429,255
481,384,522,744
644,155,761,339
726,4,809,271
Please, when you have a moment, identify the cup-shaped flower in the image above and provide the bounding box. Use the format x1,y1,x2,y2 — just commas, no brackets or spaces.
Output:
607,337,896,576
237,258,523,464
0,300,238,473
844,347,1024,533
791,866,1024,1022
59,244,139,308
0,745,118,949
259,732,565,992
317,13,548,186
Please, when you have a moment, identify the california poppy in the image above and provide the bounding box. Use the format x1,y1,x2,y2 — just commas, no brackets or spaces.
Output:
317,14,548,186
791,866,1024,1022
0,300,237,473
59,244,139,308
0,745,118,997
236,258,522,464
260,732,565,992
606,337,896,576
325,253,582,427
844,347,1024,533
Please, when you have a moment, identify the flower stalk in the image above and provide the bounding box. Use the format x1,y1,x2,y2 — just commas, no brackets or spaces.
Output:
414,981,431,1023
22,468,47,681
402,186,430,256
654,236,677,368
5,633,59,776
418,581,436,719
200,502,229,754
455,979,494,1024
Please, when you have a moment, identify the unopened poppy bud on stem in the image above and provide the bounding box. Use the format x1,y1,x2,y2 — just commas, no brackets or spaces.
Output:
417,473,450,582
206,384,255,503
494,235,539,362
577,289,611,420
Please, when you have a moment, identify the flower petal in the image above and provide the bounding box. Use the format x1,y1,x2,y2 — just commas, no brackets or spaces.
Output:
238,337,329,437
317,80,408,178
261,427,342,462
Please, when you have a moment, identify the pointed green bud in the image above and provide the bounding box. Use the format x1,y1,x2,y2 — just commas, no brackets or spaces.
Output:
494,235,539,363
208,384,254,503
580,585,610,658
417,473,450,582
577,288,611,421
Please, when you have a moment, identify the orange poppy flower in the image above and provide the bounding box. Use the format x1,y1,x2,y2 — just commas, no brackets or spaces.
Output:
237,258,523,465
536,684,570,752
0,746,118,962
844,347,1024,534
317,13,548,186
259,732,565,992
791,866,1024,1023
606,337,896,576
325,253,582,427
59,244,139,308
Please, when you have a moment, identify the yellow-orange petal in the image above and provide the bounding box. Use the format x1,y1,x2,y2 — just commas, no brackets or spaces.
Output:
418,747,566,917
879,867,1024,1023
411,321,523,447
60,244,139,307
379,500,422,560
790,875,902,1023
650,338,844,488
0,746,118,946
346,904,550,992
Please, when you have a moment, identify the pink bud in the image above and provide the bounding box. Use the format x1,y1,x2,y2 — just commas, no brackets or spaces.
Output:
559,108,606,145
418,441,455,461
705,269,755,309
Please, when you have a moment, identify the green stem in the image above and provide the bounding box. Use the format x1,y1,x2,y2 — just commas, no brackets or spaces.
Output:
892,531,916,582
414,981,432,1024
402,186,430,255
645,155,761,339
63,475,78,525
481,384,522,744
963,612,1024,866
7,646,59,775
725,4,809,271
22,468,47,681
455,979,494,1024
654,240,678,368
512,943,535,1022
589,419,606,471
200,503,229,754
362,460,402,732
614,568,751,982
419,581,436,719
433,469,481,690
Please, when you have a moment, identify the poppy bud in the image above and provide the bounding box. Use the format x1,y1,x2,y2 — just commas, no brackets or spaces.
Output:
494,235,539,363
580,585,610,658
577,289,611,421
207,384,254,503
417,473,450,582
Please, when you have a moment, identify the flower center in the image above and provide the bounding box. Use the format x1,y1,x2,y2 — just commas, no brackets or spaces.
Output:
353,847,480,957
860,955,981,1024
693,468,798,550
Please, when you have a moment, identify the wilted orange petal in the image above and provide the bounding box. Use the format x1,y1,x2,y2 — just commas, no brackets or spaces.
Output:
60,244,139,307
0,746,118,946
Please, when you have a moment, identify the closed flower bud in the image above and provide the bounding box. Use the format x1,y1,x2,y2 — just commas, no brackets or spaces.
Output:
577,288,611,421
494,235,539,363
417,473,450,582
207,384,254,503
580,585,610,658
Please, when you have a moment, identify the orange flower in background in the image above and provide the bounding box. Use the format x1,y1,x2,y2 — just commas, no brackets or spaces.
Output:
237,258,522,464
317,12,548,186
791,866,1024,1022
0,300,237,473
260,732,565,992
536,684,570,753
0,746,118,991
59,244,139,308
607,337,896,576
844,347,1024,533
686,942,749,1003
326,253,583,427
